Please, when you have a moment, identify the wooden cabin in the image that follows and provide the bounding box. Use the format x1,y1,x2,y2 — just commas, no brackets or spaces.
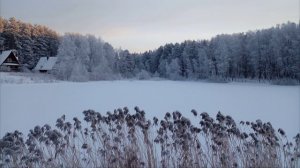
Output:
0,50,20,71
34,57,57,73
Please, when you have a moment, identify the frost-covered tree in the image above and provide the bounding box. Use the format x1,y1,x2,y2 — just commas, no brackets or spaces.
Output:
103,43,117,72
69,58,89,81
157,44,173,77
211,35,230,78
54,33,117,81
166,58,181,80
54,34,77,80
117,50,135,78
18,23,34,67
181,41,198,78
194,43,209,78
0,17,5,49
2,17,20,50
136,69,151,80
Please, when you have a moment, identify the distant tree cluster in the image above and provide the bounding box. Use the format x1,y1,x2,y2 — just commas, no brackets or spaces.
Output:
0,17,59,68
134,22,300,81
54,34,119,81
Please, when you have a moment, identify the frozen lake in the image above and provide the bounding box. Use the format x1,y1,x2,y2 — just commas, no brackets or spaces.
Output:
1,80,299,139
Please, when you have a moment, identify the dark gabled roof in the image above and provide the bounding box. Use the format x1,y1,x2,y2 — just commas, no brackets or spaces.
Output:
0,50,18,65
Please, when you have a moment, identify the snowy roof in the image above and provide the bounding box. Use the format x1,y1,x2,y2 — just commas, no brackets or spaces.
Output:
34,57,57,71
0,50,16,65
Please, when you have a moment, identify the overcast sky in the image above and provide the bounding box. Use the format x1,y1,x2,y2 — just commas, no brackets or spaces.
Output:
1,0,299,52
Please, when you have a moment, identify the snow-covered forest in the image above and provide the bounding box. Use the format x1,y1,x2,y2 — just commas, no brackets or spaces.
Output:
136,23,300,81
1,17,299,82
55,22,300,82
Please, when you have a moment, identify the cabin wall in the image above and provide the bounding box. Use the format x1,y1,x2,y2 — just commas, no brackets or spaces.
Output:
0,65,19,72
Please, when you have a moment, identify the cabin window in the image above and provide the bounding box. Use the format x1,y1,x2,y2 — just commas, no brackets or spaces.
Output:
6,57,13,63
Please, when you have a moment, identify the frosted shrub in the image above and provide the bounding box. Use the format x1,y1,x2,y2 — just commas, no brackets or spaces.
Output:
271,78,300,85
0,107,299,168
136,70,151,80
207,76,228,83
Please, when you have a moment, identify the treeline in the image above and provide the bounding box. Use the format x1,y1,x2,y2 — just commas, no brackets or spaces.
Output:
132,22,300,81
0,17,60,68
55,22,300,82
1,17,299,82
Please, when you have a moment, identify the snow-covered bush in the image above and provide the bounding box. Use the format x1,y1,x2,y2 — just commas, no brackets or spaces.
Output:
207,76,228,83
136,70,151,80
271,78,300,86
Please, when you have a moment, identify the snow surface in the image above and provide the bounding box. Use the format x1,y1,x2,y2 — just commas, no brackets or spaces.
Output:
0,80,299,139
0,72,57,84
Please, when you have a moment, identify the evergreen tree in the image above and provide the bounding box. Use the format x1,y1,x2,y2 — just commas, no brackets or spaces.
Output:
166,58,181,80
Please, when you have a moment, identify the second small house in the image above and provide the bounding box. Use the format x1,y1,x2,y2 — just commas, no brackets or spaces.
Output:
34,57,57,73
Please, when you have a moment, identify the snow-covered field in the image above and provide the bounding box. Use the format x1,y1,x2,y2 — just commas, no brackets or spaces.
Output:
0,78,299,139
